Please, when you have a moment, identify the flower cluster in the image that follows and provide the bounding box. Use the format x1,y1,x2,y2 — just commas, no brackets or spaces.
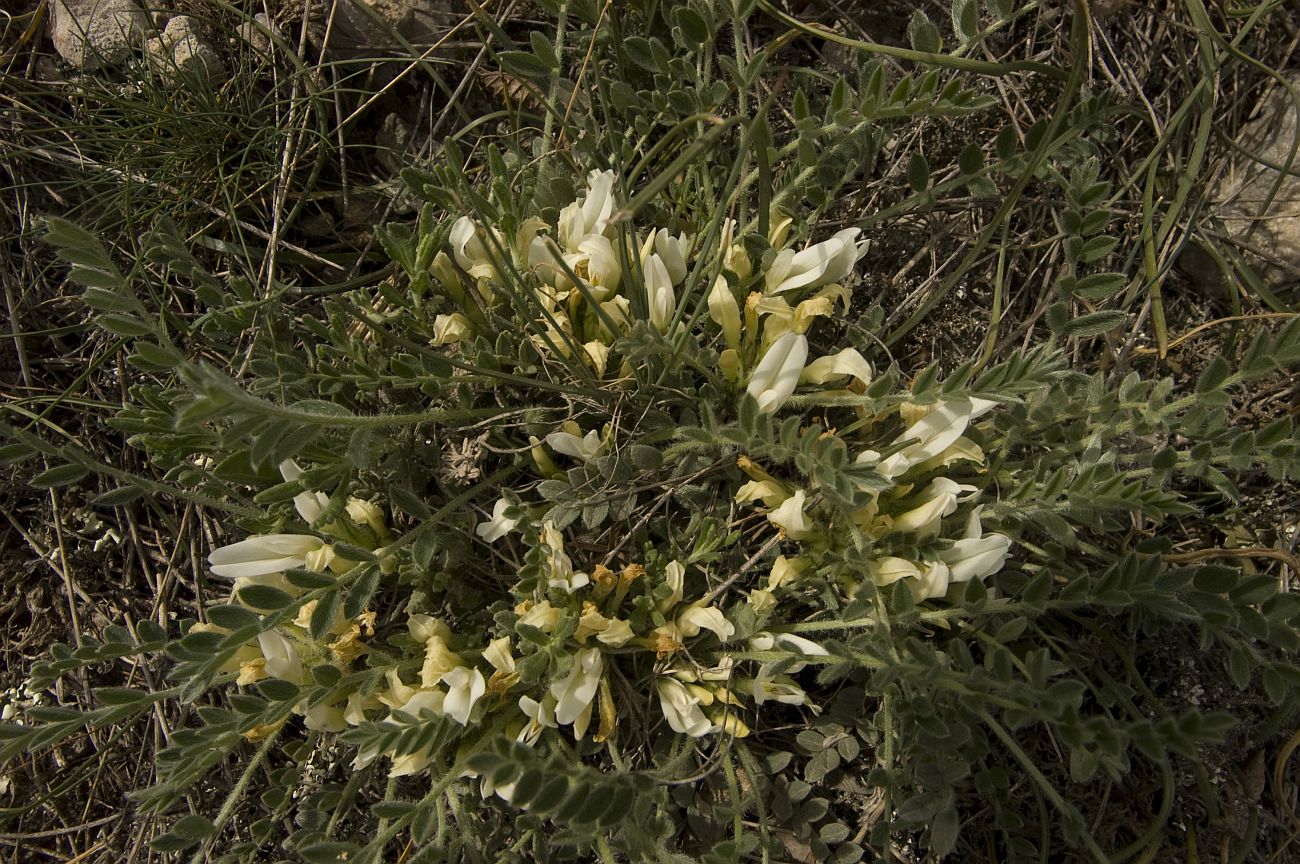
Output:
202,170,1013,788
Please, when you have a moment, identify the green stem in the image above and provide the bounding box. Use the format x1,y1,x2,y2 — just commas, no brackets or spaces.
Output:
977,709,1109,863
188,724,282,864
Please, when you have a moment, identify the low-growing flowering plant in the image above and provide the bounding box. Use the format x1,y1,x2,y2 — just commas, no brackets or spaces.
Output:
10,157,1300,863
195,169,1022,787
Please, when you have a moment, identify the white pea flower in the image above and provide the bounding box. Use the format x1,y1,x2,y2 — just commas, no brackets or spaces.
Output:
657,560,686,611
867,556,923,588
735,479,792,508
483,636,516,678
598,295,632,338
517,600,564,632
767,489,813,540
550,648,604,739
558,169,617,252
676,604,735,641
517,693,558,746
386,689,448,777
344,690,381,726
256,631,304,685
765,227,868,294
377,668,419,711
441,666,487,726
303,702,347,733
869,397,999,479
545,428,604,462
419,630,464,689
644,253,676,333
718,219,753,282
596,618,635,647
800,347,873,388
345,498,387,541
209,534,325,585
655,677,715,737
279,459,331,524
540,521,590,594
748,588,777,616
768,555,810,590
939,506,1011,583
575,234,623,298
475,498,520,543
582,340,610,377
751,670,809,706
747,332,809,413
750,632,829,669
911,560,954,601
651,228,691,285
890,477,978,538
433,312,473,345
707,276,742,350
449,216,501,281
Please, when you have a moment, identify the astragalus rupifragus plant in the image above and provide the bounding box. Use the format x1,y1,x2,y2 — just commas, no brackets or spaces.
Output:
9,154,1300,863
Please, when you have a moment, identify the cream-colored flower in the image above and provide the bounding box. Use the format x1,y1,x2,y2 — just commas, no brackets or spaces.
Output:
596,618,635,647
279,459,331,524
558,169,617,252
655,676,714,737
676,604,735,641
551,648,603,739
869,398,999,479
256,631,304,685
800,347,873,388
449,216,501,282
748,588,777,616
651,228,691,285
433,312,473,345
303,702,346,733
209,534,325,584
707,276,742,350
475,498,520,543
540,520,590,593
582,340,610,377
517,693,559,745
750,632,829,670
768,489,813,540
657,560,686,611
644,253,676,333
575,234,623,298
441,666,486,726
911,560,954,601
765,227,867,294
890,478,977,538
768,555,810,590
867,556,922,587
545,427,604,462
517,600,564,632
747,332,808,413
345,498,387,541
751,671,808,706
735,479,791,508
188,622,261,674
939,506,1011,583
344,690,381,726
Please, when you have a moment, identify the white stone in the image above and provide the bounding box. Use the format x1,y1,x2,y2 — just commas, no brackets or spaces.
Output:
1211,72,1300,290
146,16,226,86
50,0,147,71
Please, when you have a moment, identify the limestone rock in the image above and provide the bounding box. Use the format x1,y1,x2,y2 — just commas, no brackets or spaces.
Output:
236,13,276,56
49,0,147,71
1211,72,1300,290
146,15,226,87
